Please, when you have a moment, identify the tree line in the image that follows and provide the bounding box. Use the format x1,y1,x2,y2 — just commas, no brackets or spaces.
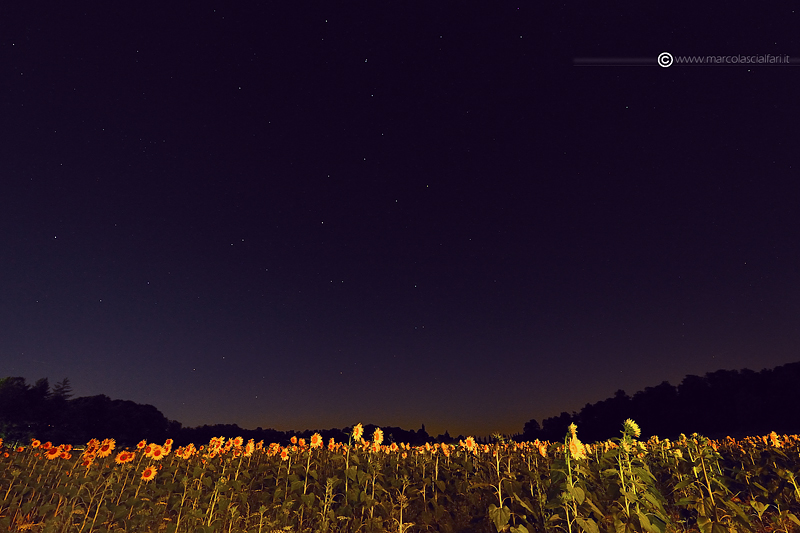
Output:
522,360,800,443
2,360,798,447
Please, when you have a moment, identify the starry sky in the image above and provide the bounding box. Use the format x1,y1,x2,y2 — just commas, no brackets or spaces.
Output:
2,3,799,439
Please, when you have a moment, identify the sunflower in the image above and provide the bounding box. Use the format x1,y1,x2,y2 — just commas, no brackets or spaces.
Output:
463,436,477,453
280,448,289,461
42,441,53,450
31,439,41,449
623,419,641,438
45,447,61,460
352,423,364,441
373,428,384,446
141,466,157,482
97,439,116,458
441,443,451,457
151,445,167,460
137,440,147,450
310,433,323,449
290,436,298,445
115,451,135,464
233,436,244,447
569,437,587,460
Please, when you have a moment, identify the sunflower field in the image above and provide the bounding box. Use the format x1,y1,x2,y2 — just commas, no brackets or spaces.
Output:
1,420,799,533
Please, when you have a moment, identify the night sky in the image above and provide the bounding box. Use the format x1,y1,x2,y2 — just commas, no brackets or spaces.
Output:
2,4,799,439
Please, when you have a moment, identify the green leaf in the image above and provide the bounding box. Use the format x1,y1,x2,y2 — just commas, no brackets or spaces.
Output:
510,525,529,533
788,513,800,527
511,491,536,515
488,504,511,531
569,485,585,504
750,500,769,519
636,511,651,529
575,517,599,533
290,480,304,494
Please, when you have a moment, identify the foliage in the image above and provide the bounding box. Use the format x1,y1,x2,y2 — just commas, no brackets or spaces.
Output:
1,422,800,532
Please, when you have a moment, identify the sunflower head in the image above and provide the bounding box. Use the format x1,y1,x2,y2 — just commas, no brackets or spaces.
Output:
622,419,641,438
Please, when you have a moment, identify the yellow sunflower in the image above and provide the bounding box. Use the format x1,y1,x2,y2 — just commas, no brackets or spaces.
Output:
141,465,157,482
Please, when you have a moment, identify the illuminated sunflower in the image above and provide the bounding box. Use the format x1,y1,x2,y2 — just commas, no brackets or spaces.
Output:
464,436,477,453
310,433,323,449
137,440,147,450
151,445,166,461
45,447,61,460
352,423,364,441
31,439,41,449
569,437,587,460
42,441,53,450
97,439,116,458
233,436,244,447
290,436,298,445
769,431,781,448
245,439,255,457
280,448,289,461
441,443,451,457
373,428,384,446
623,419,642,439
390,442,399,452
141,466,157,482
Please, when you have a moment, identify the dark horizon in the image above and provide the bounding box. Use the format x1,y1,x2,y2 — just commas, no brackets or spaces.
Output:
4,359,800,448
2,3,799,439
